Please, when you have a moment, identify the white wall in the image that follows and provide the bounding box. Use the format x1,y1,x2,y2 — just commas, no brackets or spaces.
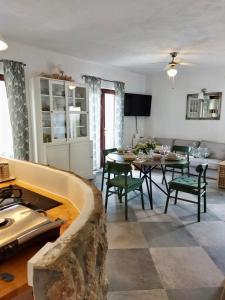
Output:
145,67,225,143
0,41,147,149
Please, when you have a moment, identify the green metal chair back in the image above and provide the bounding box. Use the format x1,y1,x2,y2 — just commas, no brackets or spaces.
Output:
196,163,208,189
172,145,190,161
102,148,117,167
101,148,117,191
107,161,131,178
105,161,144,220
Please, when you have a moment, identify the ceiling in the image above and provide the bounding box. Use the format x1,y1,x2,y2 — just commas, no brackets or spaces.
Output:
1,0,225,74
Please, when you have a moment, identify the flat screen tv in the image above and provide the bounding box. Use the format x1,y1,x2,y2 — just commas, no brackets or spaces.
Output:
124,93,152,116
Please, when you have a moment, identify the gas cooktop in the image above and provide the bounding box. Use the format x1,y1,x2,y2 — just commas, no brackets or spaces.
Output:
0,203,64,261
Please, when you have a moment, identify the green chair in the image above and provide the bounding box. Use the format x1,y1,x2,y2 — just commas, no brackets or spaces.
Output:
101,148,117,191
105,161,145,220
164,163,208,222
163,145,190,182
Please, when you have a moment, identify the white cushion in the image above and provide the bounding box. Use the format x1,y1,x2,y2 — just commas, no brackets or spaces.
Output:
174,139,200,147
190,157,220,170
200,140,225,160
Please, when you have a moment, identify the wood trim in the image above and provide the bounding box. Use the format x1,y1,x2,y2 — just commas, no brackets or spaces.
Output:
100,89,115,167
0,74,4,81
101,88,115,95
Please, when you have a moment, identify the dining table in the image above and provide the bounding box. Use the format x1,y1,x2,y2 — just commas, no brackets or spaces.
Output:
107,152,188,209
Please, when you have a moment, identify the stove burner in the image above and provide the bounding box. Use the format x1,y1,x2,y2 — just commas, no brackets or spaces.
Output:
0,217,13,229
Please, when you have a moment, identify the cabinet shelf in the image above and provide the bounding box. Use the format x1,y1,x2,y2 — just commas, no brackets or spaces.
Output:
41,94,50,97
52,95,65,98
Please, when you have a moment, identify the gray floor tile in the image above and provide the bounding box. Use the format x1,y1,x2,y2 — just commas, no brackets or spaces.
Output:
140,222,198,247
106,249,162,291
107,222,148,249
150,247,224,289
208,204,225,220
135,206,177,222
207,189,225,204
166,287,223,300
186,221,225,246
168,202,220,223
204,246,225,274
106,197,137,222
108,289,169,300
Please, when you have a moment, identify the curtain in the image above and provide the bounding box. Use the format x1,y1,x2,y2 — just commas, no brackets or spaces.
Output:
3,60,29,160
114,81,125,148
84,75,101,170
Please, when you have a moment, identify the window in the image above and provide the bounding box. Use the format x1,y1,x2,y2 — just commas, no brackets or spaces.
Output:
0,77,13,157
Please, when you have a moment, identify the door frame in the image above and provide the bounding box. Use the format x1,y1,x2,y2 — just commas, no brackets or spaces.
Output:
100,89,115,166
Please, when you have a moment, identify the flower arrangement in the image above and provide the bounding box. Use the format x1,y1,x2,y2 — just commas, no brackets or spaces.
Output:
133,139,156,155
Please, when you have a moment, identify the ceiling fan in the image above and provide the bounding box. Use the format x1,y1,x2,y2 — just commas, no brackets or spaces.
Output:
165,52,193,78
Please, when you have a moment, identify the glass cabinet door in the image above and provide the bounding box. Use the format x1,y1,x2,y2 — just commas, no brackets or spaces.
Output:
40,79,52,143
66,85,88,139
75,87,86,112
50,81,67,141
69,113,87,138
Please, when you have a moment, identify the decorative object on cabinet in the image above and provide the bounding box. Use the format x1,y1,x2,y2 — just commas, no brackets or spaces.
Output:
31,77,93,179
40,69,74,83
186,91,222,120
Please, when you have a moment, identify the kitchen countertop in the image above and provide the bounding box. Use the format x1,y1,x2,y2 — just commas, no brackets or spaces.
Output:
0,179,79,300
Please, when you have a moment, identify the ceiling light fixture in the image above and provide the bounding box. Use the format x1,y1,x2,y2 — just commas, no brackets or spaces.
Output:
0,33,8,51
167,65,177,78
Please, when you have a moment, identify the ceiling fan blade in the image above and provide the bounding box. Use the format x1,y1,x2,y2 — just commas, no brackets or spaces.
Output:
176,61,195,66
148,61,168,65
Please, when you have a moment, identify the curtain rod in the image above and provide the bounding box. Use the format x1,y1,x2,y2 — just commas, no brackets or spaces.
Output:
0,59,26,66
82,75,124,84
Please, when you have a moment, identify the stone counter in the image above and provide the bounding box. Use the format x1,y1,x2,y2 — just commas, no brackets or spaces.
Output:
0,157,108,300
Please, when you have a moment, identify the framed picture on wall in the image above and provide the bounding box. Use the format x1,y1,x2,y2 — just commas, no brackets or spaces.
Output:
186,92,222,120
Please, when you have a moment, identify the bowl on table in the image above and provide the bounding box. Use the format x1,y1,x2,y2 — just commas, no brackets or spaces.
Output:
152,153,162,160
165,152,179,161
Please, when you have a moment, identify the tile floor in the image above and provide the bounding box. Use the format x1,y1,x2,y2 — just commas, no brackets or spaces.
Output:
94,170,225,300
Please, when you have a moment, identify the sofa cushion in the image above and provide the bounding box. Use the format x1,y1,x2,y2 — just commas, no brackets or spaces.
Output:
190,157,220,170
154,137,174,147
174,139,200,148
200,141,225,160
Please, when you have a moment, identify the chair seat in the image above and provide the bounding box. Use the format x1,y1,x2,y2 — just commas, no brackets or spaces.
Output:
107,175,144,190
169,175,206,190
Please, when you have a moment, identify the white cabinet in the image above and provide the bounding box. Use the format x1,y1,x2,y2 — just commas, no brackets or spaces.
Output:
46,143,70,171
32,77,93,178
70,141,93,178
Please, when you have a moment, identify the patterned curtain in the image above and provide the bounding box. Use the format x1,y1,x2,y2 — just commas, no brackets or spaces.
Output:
114,81,125,147
3,60,29,160
84,75,101,170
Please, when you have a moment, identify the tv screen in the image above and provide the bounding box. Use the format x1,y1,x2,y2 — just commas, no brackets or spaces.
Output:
124,93,152,116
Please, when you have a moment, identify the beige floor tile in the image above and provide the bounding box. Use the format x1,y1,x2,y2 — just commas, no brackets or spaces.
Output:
107,222,148,249
150,247,224,289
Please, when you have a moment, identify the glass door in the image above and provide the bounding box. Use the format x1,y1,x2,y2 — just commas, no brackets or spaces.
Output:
66,85,88,139
50,81,67,141
40,78,52,143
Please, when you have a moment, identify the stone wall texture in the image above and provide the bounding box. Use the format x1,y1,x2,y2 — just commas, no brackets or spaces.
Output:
32,184,108,300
